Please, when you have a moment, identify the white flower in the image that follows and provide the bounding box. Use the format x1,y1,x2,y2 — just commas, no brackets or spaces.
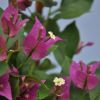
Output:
53,77,65,86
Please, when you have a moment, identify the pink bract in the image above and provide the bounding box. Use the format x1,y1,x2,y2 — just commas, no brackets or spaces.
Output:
0,74,12,100
1,4,29,38
23,17,62,60
76,41,94,54
0,35,7,61
70,61,100,90
18,0,32,10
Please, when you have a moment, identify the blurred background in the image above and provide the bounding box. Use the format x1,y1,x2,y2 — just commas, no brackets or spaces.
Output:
0,0,100,73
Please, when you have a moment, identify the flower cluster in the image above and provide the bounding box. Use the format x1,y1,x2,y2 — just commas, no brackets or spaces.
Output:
0,4,62,100
0,1,100,100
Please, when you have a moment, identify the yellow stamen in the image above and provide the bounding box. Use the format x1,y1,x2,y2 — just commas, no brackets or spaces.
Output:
53,77,65,86
48,31,56,40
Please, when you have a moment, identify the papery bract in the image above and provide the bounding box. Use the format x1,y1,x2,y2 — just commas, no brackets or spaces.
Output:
70,61,100,90
0,74,12,100
53,77,71,100
9,66,19,76
23,17,62,60
18,0,32,10
1,5,29,38
0,35,7,61
16,77,43,100
76,41,94,54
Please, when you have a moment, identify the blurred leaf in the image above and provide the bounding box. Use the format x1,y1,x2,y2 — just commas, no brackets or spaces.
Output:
33,70,48,80
61,56,71,75
18,28,25,50
89,84,100,100
48,45,58,53
7,37,17,49
45,74,60,89
54,22,80,65
95,66,100,75
23,13,44,32
7,51,28,74
8,51,19,67
27,60,36,76
39,58,55,71
70,86,90,100
42,95,53,100
37,74,61,99
37,0,57,7
0,8,3,17
55,0,93,19
16,52,26,67
7,29,24,50
16,53,35,75
10,76,20,99
45,18,59,35
0,8,3,34
37,84,50,100
0,61,9,76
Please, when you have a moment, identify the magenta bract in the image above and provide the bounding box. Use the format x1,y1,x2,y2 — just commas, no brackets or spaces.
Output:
18,0,32,10
76,41,94,54
0,35,7,61
16,77,42,100
70,61,100,90
0,74,12,100
1,5,29,38
23,17,62,60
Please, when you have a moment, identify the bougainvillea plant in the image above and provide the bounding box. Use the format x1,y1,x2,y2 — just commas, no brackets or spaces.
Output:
0,0,100,100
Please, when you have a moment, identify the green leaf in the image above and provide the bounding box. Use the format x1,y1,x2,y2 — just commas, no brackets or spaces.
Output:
0,8,3,34
70,86,90,100
10,76,20,99
55,0,93,19
23,13,44,32
16,52,26,67
7,28,24,50
61,56,71,75
42,95,53,100
0,61,9,76
39,58,55,71
95,66,100,75
27,60,36,76
89,84,100,100
45,18,60,35
18,28,25,50
33,70,48,80
37,84,50,100
45,74,60,89
54,22,80,65
16,53,35,75
48,45,58,53
0,8,3,17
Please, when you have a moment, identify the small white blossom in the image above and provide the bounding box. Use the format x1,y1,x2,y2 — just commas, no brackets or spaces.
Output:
53,77,65,86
